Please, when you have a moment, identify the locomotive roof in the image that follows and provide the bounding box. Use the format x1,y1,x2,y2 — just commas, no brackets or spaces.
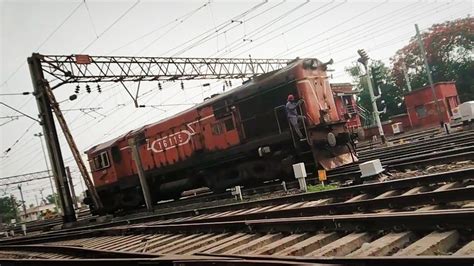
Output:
86,58,323,154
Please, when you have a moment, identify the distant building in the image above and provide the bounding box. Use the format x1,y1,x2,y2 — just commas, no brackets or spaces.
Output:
364,81,460,138
405,81,460,128
331,83,361,129
18,203,56,222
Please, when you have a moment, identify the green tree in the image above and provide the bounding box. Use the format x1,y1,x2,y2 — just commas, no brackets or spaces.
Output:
345,60,405,122
45,193,58,205
391,17,473,102
0,196,18,223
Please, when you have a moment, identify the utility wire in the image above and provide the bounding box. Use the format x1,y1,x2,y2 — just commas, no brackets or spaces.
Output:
84,0,99,39
3,122,37,155
80,0,141,53
230,1,346,57
0,1,84,88
214,0,311,57
0,102,40,123
165,0,268,56
128,1,210,55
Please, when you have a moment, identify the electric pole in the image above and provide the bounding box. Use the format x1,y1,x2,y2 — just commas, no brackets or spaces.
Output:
415,24,444,126
401,61,412,92
28,55,76,223
357,49,386,144
65,166,78,209
34,132,60,213
10,195,18,223
17,185,27,221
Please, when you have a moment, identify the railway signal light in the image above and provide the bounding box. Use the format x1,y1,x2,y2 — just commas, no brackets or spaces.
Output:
86,84,91,93
158,82,162,90
357,49,369,66
180,81,184,90
371,66,383,97
97,84,101,93
376,98,387,113
75,85,80,94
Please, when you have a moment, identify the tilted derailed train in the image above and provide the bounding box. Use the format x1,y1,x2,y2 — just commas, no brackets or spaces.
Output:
84,58,358,213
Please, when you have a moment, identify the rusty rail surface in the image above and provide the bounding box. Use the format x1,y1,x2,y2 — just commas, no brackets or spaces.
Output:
1,168,473,265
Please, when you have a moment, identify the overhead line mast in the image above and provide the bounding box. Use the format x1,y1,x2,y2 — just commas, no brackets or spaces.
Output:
28,53,292,220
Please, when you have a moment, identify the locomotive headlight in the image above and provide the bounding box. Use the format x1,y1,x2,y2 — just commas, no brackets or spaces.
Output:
327,132,337,147
323,113,330,123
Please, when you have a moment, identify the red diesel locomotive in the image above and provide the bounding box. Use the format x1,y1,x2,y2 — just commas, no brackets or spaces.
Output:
85,58,357,213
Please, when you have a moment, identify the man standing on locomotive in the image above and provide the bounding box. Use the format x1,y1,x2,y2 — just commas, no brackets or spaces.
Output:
286,94,306,141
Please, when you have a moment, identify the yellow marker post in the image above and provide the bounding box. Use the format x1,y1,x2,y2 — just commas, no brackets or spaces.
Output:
318,170,327,187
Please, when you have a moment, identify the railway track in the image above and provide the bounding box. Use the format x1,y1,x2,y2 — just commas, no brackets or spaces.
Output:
328,129,474,179
1,167,473,265
5,129,473,243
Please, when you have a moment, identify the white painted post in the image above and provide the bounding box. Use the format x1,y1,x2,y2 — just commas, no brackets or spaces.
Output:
21,224,26,236
292,163,307,192
232,186,243,201
281,181,287,192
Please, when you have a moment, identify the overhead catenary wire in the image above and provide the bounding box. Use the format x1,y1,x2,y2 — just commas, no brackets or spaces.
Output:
3,121,37,155
111,0,210,55
84,0,99,39
305,1,459,62
80,0,141,53
0,0,85,88
164,0,268,56
212,0,314,57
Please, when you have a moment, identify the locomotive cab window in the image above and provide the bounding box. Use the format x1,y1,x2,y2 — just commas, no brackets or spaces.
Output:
213,100,232,119
212,123,223,135
224,117,235,131
93,151,110,170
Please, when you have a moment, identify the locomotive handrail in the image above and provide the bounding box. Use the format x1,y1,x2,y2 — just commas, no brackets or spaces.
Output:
273,105,286,134
297,102,311,146
274,105,297,148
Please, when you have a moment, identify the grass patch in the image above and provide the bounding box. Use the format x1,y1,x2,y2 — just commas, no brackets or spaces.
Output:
307,184,338,192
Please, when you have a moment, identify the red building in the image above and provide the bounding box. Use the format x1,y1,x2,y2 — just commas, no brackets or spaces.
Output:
331,83,361,129
405,81,460,128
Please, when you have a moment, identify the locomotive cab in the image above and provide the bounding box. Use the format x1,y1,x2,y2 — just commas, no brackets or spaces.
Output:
292,58,356,169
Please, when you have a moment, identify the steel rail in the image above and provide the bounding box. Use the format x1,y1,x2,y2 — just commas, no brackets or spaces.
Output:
1,168,472,246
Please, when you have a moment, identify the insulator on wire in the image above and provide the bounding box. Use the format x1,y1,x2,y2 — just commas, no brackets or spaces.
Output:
180,81,184,90
86,84,91,93
75,85,80,94
97,84,101,93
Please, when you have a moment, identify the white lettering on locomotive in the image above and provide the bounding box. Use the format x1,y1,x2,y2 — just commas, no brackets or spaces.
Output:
145,114,214,153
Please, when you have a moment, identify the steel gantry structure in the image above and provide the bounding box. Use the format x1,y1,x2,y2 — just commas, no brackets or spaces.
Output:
0,170,51,187
28,53,292,222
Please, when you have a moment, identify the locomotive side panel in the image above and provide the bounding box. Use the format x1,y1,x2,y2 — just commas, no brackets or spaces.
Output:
143,109,203,168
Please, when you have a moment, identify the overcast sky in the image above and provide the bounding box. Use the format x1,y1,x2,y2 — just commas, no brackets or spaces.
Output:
0,0,471,205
